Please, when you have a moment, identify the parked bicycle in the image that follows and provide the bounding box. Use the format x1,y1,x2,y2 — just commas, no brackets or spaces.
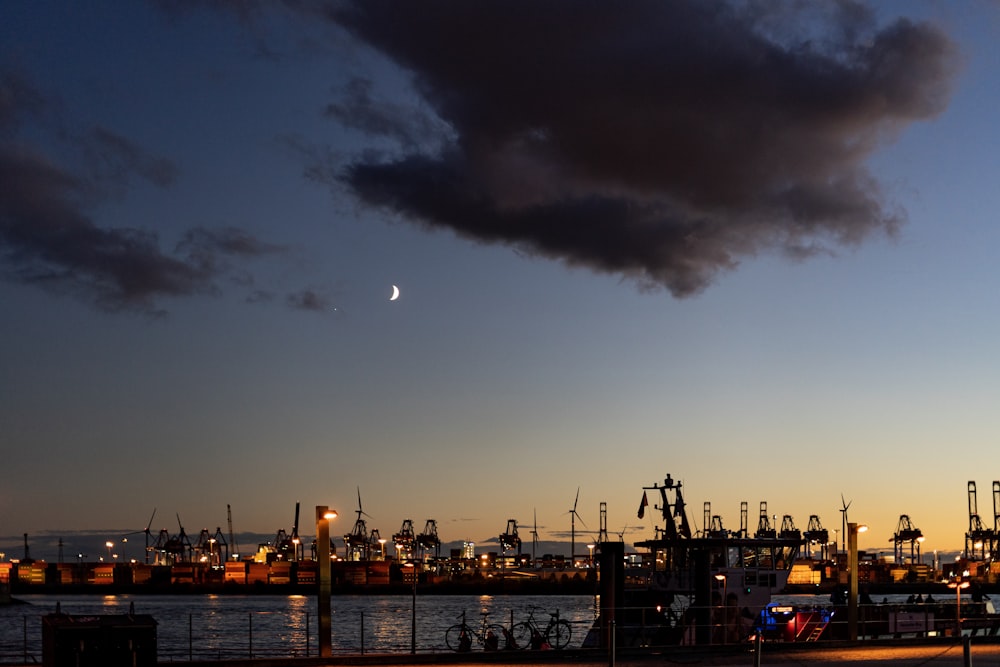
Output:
510,606,572,650
444,611,517,651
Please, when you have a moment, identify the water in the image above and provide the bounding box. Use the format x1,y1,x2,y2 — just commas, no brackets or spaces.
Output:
0,593,599,662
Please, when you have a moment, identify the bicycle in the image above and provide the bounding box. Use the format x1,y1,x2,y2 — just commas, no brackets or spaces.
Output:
445,611,516,651
510,606,572,649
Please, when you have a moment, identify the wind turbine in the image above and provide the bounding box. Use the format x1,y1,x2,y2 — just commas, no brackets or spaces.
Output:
567,488,587,568
840,494,852,553
121,508,157,564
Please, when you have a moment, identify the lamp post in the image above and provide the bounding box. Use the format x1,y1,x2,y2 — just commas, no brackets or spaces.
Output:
948,577,970,635
715,574,728,644
587,544,595,568
847,522,868,641
405,561,417,654
378,538,387,561
316,505,338,658
105,541,114,563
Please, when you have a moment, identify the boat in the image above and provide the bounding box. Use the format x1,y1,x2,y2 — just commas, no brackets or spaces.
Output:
588,474,802,647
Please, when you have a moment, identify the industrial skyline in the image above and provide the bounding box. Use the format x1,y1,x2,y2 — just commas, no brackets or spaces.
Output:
4,2,1000,560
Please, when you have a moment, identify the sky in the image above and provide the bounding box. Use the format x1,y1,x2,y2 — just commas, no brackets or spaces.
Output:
3,1,1000,564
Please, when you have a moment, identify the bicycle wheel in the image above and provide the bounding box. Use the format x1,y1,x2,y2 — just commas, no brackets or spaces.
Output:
546,619,572,649
509,622,533,650
483,624,504,651
445,624,472,652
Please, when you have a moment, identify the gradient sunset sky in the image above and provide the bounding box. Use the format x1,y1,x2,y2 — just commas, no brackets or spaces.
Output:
3,1,1000,563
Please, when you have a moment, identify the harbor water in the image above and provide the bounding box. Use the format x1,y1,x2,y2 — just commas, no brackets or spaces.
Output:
0,593,599,662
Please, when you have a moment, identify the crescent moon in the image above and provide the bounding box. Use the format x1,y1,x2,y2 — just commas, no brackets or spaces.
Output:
390,285,400,301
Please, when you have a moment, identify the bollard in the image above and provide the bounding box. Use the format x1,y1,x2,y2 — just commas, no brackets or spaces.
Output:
753,633,762,667
963,635,972,667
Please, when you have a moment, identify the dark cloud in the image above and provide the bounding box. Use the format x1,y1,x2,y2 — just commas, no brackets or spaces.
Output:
325,78,448,151
287,288,332,311
0,70,283,314
326,0,959,296
86,127,179,190
0,148,212,313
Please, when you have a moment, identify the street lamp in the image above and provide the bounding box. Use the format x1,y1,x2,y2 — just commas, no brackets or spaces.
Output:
378,538,387,561
316,506,338,658
947,576,970,635
105,541,114,563
715,574,728,644
405,561,418,654
847,522,868,641
587,544,595,567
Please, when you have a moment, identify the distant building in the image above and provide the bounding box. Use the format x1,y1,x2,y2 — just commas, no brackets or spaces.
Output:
462,541,475,559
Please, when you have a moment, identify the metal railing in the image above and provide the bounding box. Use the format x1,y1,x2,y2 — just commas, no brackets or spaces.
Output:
0,607,597,663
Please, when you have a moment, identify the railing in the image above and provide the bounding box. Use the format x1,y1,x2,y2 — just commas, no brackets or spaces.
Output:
3,601,995,663
592,601,1000,650
0,608,597,663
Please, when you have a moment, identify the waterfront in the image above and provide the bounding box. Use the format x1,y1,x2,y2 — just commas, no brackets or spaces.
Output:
0,594,598,663
3,590,984,664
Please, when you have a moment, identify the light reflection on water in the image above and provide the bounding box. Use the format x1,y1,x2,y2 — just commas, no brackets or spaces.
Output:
0,593,598,661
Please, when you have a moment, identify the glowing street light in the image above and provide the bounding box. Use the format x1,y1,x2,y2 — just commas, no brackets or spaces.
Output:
404,561,418,654
847,522,868,641
587,544,595,567
947,576,970,634
316,506,338,658
715,573,728,644
105,541,114,563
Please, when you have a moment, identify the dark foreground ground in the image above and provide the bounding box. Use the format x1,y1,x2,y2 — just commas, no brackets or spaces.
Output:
11,638,999,667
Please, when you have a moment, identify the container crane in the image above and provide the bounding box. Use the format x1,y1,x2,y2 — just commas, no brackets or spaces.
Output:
779,515,801,541
368,528,386,560
755,502,776,539
803,515,830,559
393,519,416,559
703,502,727,538
892,514,924,565
498,519,522,568
965,481,993,560
416,520,441,559
153,514,192,565
194,527,228,566
498,519,521,553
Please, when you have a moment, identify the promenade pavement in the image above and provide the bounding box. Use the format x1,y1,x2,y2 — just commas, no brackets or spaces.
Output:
169,639,1000,667
10,638,1000,666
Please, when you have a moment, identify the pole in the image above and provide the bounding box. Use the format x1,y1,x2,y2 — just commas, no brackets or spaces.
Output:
957,584,962,635
411,564,417,655
317,506,332,658
848,522,859,641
